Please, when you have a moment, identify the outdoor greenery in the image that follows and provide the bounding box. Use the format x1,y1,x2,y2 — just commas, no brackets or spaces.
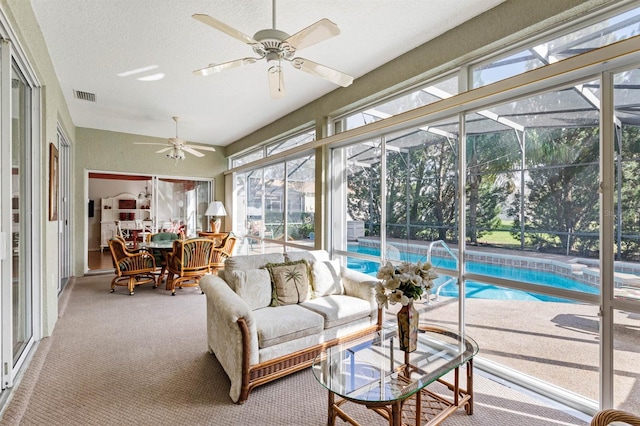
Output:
346,123,640,261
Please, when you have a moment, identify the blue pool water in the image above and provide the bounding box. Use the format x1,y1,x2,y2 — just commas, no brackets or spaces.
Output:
347,244,598,303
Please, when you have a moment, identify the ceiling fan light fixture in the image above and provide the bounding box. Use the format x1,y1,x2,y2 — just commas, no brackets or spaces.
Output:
134,116,216,160
166,146,186,164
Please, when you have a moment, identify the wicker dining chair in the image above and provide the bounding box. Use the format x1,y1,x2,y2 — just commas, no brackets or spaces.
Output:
108,237,157,295
210,234,237,273
591,409,640,425
197,231,228,247
147,232,181,284
165,238,215,295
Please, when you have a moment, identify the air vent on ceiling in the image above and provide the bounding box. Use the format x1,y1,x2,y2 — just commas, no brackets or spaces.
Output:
73,90,96,102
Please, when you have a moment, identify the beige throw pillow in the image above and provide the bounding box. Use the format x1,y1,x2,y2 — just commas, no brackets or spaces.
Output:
311,259,343,297
265,260,312,306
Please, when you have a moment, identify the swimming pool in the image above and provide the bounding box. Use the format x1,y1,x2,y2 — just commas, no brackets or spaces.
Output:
347,244,598,303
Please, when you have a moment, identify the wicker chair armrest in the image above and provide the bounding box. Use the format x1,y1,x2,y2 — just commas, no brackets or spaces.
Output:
200,275,258,403
211,247,232,262
165,252,182,270
591,409,640,426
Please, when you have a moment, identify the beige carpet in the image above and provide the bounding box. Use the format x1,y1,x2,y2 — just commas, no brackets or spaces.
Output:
0,274,591,425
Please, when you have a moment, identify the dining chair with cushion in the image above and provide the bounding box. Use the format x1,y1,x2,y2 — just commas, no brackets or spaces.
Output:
209,234,237,273
165,238,215,295
108,237,157,295
148,232,181,284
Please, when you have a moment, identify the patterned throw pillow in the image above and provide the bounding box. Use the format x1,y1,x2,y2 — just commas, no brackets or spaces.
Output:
265,260,312,306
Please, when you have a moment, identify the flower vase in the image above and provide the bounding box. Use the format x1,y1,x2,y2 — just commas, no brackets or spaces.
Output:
397,301,419,352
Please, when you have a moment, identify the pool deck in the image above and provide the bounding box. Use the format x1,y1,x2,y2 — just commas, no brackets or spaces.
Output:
384,295,640,415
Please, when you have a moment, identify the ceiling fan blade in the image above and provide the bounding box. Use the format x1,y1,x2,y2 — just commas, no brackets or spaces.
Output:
182,146,205,157
187,144,216,152
192,14,258,45
291,57,353,87
283,18,340,52
193,57,258,76
156,147,173,154
268,65,285,98
134,142,169,146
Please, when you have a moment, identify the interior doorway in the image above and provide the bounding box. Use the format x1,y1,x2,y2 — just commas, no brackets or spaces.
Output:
87,172,213,272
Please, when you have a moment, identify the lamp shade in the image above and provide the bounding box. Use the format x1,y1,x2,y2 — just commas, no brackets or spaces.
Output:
205,201,227,217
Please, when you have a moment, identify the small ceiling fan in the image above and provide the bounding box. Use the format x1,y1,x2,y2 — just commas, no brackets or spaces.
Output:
134,116,216,163
192,0,354,98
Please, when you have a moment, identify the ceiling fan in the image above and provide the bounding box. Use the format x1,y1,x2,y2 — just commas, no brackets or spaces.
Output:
192,0,354,98
134,116,216,163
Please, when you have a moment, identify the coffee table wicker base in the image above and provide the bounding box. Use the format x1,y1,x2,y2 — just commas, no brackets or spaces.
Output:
329,361,473,426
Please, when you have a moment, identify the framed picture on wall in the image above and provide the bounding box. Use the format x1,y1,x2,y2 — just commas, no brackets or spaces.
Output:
49,142,59,221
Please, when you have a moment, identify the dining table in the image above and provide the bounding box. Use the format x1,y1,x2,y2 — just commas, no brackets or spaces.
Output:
139,240,177,284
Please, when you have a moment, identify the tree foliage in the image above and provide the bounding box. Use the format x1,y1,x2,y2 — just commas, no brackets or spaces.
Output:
508,127,600,255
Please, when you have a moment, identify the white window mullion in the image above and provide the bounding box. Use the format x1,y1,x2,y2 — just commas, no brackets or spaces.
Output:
599,70,615,410
458,112,467,338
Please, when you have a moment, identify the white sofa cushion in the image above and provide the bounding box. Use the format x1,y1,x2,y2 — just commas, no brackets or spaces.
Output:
285,250,331,263
233,269,272,310
311,259,343,297
299,295,372,329
254,305,324,349
224,253,285,291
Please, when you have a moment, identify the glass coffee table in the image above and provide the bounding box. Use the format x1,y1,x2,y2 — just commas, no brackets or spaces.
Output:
312,323,478,426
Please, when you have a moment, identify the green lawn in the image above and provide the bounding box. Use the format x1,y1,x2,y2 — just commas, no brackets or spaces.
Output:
477,220,520,246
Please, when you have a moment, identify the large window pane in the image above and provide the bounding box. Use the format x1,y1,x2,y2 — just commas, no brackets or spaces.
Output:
344,139,382,242
465,79,600,298
231,148,263,169
472,6,640,88
264,164,284,242
267,129,315,156
234,155,315,254
156,178,211,237
384,118,460,269
286,155,315,245
612,68,640,301
246,168,266,252
340,75,458,132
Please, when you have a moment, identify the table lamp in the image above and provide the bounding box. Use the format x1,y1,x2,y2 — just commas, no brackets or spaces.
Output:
205,201,227,233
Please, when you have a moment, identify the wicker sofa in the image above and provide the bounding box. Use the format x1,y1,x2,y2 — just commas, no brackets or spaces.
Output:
199,250,382,403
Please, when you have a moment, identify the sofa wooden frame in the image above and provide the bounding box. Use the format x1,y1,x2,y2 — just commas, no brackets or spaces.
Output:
235,308,383,404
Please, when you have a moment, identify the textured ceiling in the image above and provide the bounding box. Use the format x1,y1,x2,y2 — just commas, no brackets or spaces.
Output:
29,0,506,148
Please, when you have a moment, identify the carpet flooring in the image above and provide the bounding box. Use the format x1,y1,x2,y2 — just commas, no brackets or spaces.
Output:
0,274,592,425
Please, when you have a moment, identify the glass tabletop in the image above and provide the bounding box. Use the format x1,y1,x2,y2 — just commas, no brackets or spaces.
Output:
311,323,478,404
140,241,175,249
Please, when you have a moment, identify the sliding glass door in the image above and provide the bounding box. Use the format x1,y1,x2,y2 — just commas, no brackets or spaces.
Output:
0,31,40,391
155,178,212,237
10,62,33,368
